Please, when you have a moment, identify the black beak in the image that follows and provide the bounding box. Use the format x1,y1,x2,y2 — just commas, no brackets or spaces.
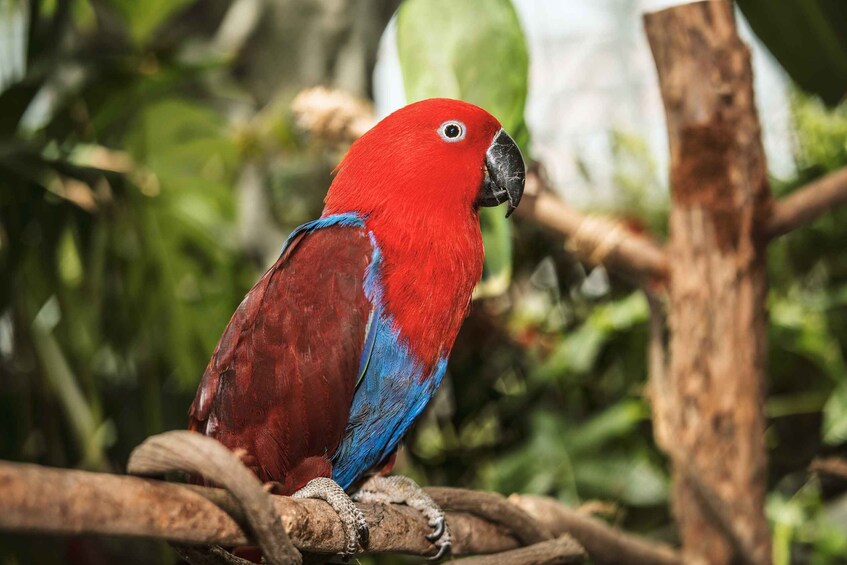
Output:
478,128,525,218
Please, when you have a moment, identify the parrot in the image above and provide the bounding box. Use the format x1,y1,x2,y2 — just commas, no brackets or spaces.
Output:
188,98,525,558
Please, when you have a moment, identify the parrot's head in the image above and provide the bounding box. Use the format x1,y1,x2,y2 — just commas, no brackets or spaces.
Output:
324,98,525,221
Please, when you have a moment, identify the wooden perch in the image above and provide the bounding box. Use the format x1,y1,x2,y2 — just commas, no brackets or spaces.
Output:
645,2,772,564
0,459,555,558
0,459,680,564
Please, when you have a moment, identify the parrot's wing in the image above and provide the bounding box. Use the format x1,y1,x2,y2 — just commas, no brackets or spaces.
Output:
355,308,377,389
188,216,374,492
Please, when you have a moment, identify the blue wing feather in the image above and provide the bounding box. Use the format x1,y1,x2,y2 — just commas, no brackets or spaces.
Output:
331,231,448,490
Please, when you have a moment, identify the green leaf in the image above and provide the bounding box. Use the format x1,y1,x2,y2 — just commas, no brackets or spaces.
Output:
566,399,649,454
573,454,667,506
122,98,240,387
823,381,847,444
476,206,513,296
100,0,193,44
532,291,648,383
738,0,847,106
531,322,602,384
397,0,529,296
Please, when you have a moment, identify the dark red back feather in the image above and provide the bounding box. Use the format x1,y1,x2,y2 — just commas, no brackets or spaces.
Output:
189,225,372,493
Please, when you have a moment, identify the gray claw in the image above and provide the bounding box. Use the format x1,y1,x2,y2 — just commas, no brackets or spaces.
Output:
354,475,451,560
293,477,369,556
358,520,370,547
426,518,445,542
431,541,451,561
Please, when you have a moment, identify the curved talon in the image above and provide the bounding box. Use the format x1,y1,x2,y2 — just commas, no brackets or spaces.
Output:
358,520,370,547
426,518,445,542
430,541,451,562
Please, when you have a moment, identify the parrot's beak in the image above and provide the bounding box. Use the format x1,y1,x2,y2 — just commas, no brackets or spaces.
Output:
478,128,525,218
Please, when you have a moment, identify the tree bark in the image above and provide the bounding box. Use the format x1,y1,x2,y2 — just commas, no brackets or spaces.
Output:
644,2,771,564
0,460,517,556
0,460,681,564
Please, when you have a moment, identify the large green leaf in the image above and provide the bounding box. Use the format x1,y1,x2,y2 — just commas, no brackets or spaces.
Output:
121,98,241,387
396,0,529,296
738,0,847,106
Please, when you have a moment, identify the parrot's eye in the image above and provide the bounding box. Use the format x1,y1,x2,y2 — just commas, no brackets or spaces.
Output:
438,120,466,143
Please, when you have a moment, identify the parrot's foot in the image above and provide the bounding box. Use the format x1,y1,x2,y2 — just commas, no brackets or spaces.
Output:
353,475,451,560
292,477,369,557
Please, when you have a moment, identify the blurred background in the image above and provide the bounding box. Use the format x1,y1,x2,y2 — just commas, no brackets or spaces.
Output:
1,0,846,563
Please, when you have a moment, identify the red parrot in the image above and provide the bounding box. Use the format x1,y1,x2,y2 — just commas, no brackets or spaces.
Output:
189,98,524,557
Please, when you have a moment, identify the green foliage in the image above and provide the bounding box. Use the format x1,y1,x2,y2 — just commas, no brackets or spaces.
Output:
767,92,847,454
738,0,847,106
768,479,847,565
397,0,529,145
790,92,847,172
480,401,666,507
101,0,195,43
0,0,251,471
397,0,529,296
761,91,847,561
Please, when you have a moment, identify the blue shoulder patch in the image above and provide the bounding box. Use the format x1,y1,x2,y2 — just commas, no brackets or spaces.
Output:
280,212,366,255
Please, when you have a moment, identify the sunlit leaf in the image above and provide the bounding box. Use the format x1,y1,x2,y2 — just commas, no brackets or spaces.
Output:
823,381,847,444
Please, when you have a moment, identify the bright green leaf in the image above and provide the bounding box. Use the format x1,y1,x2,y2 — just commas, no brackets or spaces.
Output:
823,381,847,444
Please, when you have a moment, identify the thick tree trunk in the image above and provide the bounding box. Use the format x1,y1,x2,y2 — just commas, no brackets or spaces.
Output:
644,2,771,564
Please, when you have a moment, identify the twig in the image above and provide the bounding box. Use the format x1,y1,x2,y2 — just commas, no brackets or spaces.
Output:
428,487,554,545
509,494,682,565
457,537,586,565
810,457,847,480
516,185,668,283
768,167,847,239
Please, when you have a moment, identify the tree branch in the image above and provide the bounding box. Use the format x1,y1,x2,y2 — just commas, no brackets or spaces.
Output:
0,460,527,557
0,459,678,564
516,183,668,283
810,456,847,480
767,166,847,239
458,537,586,565
510,494,681,565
